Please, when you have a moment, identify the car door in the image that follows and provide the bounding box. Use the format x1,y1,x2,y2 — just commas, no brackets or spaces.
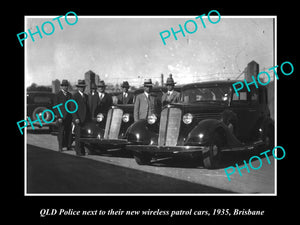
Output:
230,86,260,143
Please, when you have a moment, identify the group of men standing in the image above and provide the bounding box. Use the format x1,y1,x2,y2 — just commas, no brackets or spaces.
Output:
54,74,180,156
55,79,113,155
134,75,180,121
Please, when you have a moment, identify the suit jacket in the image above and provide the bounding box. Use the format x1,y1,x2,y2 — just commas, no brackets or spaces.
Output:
134,92,158,122
96,92,113,114
88,91,100,118
117,92,134,104
72,91,89,123
161,90,181,106
54,90,73,119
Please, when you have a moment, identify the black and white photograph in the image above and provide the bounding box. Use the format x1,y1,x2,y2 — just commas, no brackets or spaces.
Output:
23,15,277,195
14,5,298,223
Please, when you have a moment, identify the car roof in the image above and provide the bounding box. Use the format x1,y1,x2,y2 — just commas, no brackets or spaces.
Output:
181,80,269,92
181,80,238,89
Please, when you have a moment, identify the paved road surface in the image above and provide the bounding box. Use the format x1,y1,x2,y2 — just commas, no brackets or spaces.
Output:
26,130,275,194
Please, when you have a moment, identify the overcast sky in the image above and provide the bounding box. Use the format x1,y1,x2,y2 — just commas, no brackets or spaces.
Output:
25,16,274,87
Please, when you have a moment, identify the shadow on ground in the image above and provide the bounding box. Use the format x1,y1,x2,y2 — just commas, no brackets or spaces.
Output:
27,144,234,194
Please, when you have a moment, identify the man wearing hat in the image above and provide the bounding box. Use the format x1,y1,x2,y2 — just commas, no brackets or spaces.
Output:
161,74,181,106
96,80,112,114
88,83,100,119
72,80,89,156
134,78,159,122
117,81,134,104
54,79,73,152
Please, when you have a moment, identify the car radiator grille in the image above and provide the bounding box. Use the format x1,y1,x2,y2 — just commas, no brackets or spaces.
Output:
104,108,123,139
158,108,182,146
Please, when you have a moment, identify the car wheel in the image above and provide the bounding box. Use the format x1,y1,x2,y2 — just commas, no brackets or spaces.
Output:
202,132,224,169
134,153,151,165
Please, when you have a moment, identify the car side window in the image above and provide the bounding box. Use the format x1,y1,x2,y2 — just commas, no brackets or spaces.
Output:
258,87,268,104
232,91,247,101
250,89,259,105
33,96,52,104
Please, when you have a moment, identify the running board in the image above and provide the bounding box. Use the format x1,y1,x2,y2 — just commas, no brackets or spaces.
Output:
222,140,264,152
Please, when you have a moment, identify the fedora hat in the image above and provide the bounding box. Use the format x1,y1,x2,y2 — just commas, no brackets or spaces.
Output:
61,79,69,86
121,81,130,88
97,80,106,87
143,78,153,87
165,74,176,86
76,79,87,87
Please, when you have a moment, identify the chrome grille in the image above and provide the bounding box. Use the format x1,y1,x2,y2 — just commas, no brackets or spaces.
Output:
158,108,182,146
104,108,123,139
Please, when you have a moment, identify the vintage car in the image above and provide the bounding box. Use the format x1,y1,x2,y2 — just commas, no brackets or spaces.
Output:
79,86,181,154
125,80,274,168
27,91,56,131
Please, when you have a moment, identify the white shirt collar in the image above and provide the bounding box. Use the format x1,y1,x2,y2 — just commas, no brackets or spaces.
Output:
78,90,84,96
144,92,149,98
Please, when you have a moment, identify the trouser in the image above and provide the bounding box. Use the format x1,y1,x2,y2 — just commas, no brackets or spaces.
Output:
57,116,73,150
74,123,85,155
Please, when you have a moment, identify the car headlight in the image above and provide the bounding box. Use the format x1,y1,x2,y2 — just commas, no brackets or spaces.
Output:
147,114,157,124
183,113,193,124
96,113,104,122
122,113,130,123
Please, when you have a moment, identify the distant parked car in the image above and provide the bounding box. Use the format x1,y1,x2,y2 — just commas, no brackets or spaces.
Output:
79,86,182,154
27,91,56,131
125,80,274,168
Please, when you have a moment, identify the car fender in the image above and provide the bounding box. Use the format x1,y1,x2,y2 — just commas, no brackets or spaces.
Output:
80,120,104,138
261,117,274,142
185,119,242,147
262,117,274,131
126,119,158,145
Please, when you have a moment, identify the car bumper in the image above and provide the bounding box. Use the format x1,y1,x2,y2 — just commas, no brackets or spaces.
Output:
31,121,56,127
79,137,128,147
126,145,207,155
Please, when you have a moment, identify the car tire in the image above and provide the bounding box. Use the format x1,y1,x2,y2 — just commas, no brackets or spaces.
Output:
134,153,151,165
202,132,224,169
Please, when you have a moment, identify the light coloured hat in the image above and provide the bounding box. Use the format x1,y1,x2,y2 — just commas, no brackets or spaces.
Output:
143,78,153,87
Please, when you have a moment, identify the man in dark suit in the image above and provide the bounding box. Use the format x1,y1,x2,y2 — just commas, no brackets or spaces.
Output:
54,79,73,152
161,74,181,106
88,83,100,119
134,79,159,122
72,80,89,156
96,80,112,114
117,81,134,104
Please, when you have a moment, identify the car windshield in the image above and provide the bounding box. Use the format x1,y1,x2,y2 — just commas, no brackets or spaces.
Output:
33,96,53,104
182,86,231,103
